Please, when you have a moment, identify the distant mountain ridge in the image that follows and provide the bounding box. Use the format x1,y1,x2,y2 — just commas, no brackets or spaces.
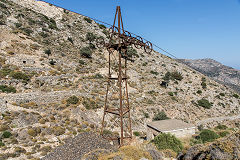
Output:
180,58,240,93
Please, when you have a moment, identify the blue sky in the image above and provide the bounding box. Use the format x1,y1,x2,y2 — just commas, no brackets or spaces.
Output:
42,0,240,69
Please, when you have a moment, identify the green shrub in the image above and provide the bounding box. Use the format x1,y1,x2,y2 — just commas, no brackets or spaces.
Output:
102,129,112,135
133,131,140,136
201,82,207,89
39,32,48,38
197,99,212,109
233,94,239,99
89,43,96,49
84,17,92,23
197,90,202,94
163,71,183,81
86,32,96,42
215,124,228,130
198,129,219,143
49,18,57,29
0,140,5,147
153,111,170,121
98,24,106,29
15,23,22,28
79,60,85,65
82,98,99,110
10,72,30,81
219,93,225,96
66,96,79,105
21,28,33,36
0,85,16,93
142,111,149,118
80,47,92,58
150,71,159,75
219,131,230,137
2,131,12,138
171,71,183,81
0,67,12,77
153,133,183,153
44,49,51,56
168,92,174,96
126,47,138,58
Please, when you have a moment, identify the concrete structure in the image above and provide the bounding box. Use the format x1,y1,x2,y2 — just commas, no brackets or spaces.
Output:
147,119,196,140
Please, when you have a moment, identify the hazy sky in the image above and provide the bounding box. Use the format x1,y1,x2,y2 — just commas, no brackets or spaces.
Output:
42,0,240,69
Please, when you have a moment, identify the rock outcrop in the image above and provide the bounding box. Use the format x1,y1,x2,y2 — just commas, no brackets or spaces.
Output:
178,131,240,160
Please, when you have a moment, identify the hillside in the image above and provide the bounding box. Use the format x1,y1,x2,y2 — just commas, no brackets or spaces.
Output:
181,58,240,93
0,0,240,159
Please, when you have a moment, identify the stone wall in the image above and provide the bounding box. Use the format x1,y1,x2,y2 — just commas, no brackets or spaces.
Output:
0,90,83,105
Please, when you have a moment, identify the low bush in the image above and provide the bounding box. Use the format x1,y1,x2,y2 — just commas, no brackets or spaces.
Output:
0,67,12,77
233,94,239,99
79,60,85,65
0,85,16,93
215,124,228,130
219,93,225,96
150,70,159,75
98,24,106,29
168,92,174,96
197,99,212,109
44,49,51,56
80,47,92,58
82,98,99,110
86,32,96,42
197,129,219,143
66,96,79,105
133,131,140,136
53,126,65,136
171,71,183,81
197,90,202,94
153,111,170,121
219,131,230,137
0,140,5,147
84,17,92,23
21,28,33,36
27,128,37,137
126,47,138,58
10,71,30,81
153,133,183,153
163,71,183,81
2,131,12,138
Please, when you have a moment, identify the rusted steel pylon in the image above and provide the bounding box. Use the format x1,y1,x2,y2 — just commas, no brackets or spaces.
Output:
100,6,152,146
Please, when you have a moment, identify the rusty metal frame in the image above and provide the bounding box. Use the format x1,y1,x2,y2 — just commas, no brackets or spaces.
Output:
100,6,152,146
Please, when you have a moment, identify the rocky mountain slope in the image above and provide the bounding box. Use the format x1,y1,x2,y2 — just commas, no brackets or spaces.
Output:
181,58,240,93
179,131,240,160
0,0,240,159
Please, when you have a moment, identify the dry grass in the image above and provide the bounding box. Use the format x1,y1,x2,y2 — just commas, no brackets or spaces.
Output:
98,145,152,160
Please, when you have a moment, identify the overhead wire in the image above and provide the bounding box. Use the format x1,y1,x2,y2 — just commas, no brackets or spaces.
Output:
38,0,181,60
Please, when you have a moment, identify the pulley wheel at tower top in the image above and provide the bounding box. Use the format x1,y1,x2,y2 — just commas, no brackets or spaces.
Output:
144,41,153,54
123,31,132,45
134,36,144,49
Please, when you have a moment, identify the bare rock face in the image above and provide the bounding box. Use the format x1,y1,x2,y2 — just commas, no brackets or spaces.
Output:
181,58,240,93
178,131,240,160
9,0,64,19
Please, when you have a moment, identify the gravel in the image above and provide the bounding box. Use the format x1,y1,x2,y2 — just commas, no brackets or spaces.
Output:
42,132,117,160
